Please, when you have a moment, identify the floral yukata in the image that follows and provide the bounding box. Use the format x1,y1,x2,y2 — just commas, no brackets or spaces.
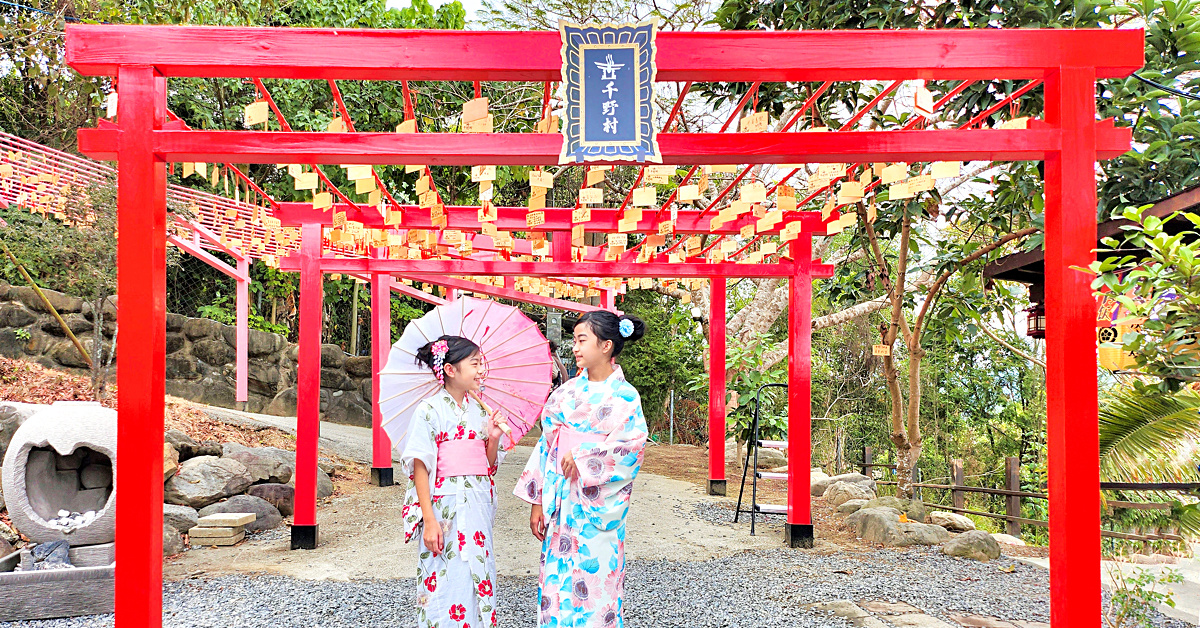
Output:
514,366,648,628
401,389,504,628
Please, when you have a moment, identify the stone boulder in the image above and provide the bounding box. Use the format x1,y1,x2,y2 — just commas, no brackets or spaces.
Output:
165,430,222,461
991,533,1026,546
163,504,199,534
837,499,869,515
0,520,19,546
287,467,334,500
164,443,180,482
198,495,282,532
811,468,829,487
824,481,875,506
0,402,43,460
318,457,346,477
861,496,927,522
163,456,253,509
222,443,294,484
942,529,1002,561
163,523,185,556
812,472,875,497
845,507,949,547
753,447,786,469
247,483,295,517
929,511,976,532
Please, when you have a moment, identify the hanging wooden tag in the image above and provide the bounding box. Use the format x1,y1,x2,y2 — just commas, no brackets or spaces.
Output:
873,344,892,356
573,207,591,223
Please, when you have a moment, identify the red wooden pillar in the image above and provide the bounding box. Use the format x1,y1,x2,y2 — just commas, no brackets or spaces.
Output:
370,246,394,486
114,65,167,628
1043,66,1100,624
292,222,322,549
786,235,814,548
707,276,727,495
235,257,249,405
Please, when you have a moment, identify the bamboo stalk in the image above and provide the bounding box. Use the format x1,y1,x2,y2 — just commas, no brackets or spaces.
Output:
1,242,94,369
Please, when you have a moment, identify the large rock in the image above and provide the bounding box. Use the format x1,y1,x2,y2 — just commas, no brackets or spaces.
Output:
164,443,180,481
824,481,875,506
198,495,282,532
182,318,223,341
845,507,949,547
9,286,82,314
163,456,253,509
0,402,43,461
163,504,199,534
991,533,1026,546
929,511,976,532
753,447,786,469
221,443,293,484
318,457,346,477
317,468,334,499
861,496,927,522
164,429,222,461
837,499,869,515
344,355,373,378
320,344,345,368
163,523,185,556
265,388,298,417
0,304,36,328
812,472,875,497
942,529,1002,561
246,483,295,517
811,468,829,486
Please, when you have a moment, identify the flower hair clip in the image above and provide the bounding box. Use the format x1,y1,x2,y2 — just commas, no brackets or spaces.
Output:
431,339,449,385
618,318,634,338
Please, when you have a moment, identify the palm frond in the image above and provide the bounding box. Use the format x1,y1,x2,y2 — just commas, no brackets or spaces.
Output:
1098,388,1200,484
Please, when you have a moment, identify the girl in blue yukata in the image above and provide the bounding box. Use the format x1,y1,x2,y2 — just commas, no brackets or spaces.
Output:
514,311,649,628
400,335,508,628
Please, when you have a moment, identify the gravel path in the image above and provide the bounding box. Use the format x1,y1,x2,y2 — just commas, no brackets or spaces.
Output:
4,548,1192,628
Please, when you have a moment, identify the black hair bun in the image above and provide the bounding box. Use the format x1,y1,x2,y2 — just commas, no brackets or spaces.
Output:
619,314,646,343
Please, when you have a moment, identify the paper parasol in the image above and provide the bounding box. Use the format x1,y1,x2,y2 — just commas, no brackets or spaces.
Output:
379,296,553,454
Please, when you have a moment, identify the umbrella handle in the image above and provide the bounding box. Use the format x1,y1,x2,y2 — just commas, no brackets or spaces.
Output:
469,390,512,437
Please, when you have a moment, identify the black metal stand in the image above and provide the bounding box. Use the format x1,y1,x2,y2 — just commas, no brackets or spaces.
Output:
290,524,319,550
370,467,394,487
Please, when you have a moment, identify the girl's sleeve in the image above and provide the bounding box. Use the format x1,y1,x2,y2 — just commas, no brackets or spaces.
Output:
574,387,648,489
401,402,439,483
513,387,566,505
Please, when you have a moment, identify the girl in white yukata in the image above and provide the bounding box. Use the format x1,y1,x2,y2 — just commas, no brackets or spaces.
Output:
400,335,507,628
514,311,648,628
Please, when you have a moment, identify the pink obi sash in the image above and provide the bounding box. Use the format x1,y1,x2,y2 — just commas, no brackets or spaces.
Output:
554,428,605,473
437,438,491,477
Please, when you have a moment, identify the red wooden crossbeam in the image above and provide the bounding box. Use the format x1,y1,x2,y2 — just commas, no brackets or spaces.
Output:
65,26,1144,81
76,125,1133,165
273,202,827,234
278,257,804,278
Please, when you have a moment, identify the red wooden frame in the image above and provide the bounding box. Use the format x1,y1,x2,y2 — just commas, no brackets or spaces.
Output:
66,24,1142,628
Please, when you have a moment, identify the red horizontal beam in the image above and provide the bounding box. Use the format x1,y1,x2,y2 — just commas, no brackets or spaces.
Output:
65,26,1144,81
273,203,827,235
277,258,799,278
167,234,247,280
401,273,603,314
76,124,1133,165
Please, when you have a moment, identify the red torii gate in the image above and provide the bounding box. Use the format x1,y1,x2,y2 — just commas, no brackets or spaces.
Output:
66,24,1141,628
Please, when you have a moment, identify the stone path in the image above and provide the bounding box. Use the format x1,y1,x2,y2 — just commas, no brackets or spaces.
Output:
807,600,1052,628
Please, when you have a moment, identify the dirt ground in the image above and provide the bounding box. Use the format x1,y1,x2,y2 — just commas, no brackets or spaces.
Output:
164,442,790,582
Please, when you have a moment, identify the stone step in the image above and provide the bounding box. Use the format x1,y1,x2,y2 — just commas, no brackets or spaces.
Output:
189,526,244,539
198,531,245,546
196,513,255,528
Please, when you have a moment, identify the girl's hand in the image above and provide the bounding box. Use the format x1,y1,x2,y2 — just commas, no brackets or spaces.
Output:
484,411,507,442
561,449,579,480
422,515,444,556
530,503,547,541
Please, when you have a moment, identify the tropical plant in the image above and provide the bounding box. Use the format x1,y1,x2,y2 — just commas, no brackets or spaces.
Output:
1098,387,1200,539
